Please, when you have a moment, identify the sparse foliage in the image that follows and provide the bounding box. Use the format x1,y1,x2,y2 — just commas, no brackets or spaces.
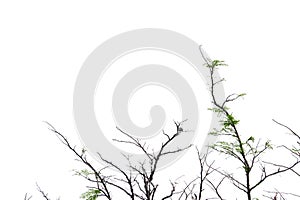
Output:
26,47,300,200
199,46,300,200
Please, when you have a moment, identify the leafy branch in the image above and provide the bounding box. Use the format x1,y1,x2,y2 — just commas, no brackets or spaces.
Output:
200,46,300,200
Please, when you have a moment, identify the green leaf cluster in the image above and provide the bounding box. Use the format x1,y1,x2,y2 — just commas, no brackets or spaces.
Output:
80,189,101,200
211,60,228,67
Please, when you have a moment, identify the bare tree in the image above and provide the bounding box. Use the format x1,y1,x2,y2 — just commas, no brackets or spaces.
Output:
43,120,192,200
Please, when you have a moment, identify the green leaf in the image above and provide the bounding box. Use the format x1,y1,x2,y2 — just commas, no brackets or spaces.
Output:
247,136,255,143
80,189,101,200
265,141,273,149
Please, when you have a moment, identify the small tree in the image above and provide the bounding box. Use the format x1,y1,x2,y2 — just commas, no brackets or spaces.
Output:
198,48,300,199
43,120,192,200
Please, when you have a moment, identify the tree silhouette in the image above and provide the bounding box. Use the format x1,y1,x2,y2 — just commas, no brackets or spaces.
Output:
197,48,300,199
26,48,300,200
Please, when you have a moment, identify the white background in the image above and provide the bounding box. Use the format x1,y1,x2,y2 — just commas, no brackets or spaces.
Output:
1,0,300,199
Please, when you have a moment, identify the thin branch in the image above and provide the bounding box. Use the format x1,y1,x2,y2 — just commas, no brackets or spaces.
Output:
24,193,32,200
273,119,300,141
36,183,51,200
44,121,112,200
